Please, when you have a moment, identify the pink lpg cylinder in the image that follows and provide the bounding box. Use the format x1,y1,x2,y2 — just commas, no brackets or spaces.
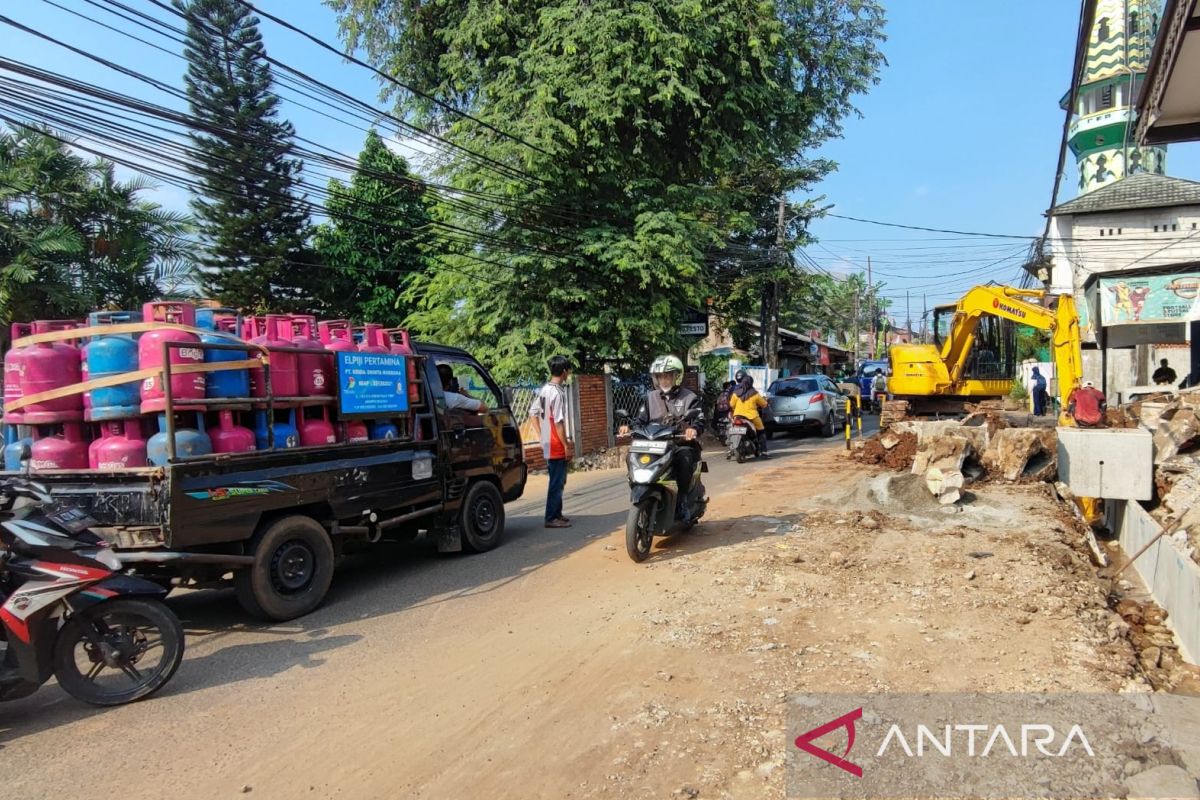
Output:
31,422,89,471
210,410,256,454
299,406,338,447
356,323,390,354
248,315,300,399
21,321,84,424
290,315,331,398
140,302,204,414
318,320,355,391
3,323,34,424
89,420,148,470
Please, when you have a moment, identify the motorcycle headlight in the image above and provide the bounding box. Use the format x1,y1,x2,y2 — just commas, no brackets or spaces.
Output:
632,468,658,484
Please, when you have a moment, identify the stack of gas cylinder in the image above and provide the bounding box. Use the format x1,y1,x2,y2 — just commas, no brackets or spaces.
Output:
2,301,418,472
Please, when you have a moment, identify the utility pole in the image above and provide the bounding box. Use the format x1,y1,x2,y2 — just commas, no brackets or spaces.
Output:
760,195,786,372
852,288,860,366
922,293,928,343
906,290,912,344
867,256,875,359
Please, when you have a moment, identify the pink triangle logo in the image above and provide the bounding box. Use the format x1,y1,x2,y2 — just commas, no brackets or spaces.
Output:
794,707,864,777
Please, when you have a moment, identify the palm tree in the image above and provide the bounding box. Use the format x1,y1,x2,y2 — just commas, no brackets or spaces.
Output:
0,126,197,325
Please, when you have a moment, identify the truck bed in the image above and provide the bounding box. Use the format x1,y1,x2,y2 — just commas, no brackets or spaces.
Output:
11,438,443,550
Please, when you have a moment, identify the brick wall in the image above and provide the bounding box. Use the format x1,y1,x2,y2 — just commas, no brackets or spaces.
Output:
577,374,611,455
521,374,612,470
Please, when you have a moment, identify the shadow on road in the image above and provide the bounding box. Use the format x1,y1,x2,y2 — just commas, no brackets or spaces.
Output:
0,425,860,740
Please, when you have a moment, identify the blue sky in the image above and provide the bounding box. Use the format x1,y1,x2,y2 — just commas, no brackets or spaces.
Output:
5,1,1199,323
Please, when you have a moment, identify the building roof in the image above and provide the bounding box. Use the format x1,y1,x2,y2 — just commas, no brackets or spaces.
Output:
1050,173,1200,216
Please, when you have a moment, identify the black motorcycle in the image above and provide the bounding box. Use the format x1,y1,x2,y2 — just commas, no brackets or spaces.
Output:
725,415,762,463
622,414,708,562
0,475,185,706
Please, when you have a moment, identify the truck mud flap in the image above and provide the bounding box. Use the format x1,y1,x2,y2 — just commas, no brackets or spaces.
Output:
436,522,463,553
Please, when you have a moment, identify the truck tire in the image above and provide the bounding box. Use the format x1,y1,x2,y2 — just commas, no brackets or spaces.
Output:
235,515,335,621
460,480,505,553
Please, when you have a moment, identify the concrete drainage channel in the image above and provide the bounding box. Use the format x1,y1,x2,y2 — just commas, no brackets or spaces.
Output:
855,405,1200,681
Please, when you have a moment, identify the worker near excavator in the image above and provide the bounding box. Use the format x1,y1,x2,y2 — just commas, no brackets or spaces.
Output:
1067,380,1107,427
1030,366,1049,416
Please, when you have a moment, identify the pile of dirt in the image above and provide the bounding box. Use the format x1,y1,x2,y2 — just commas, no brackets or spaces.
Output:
854,431,917,470
1105,406,1137,428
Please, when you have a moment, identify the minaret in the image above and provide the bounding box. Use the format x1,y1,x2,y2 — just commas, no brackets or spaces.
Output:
1066,0,1167,194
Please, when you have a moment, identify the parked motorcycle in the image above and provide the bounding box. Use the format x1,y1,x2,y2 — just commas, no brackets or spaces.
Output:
725,415,762,463
0,474,185,706
622,412,708,562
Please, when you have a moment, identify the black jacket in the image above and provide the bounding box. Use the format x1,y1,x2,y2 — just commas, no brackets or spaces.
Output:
634,385,705,434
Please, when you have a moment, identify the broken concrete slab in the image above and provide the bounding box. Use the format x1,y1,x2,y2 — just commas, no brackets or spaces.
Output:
983,428,1057,482
1124,765,1200,800
912,434,973,504
879,432,900,450
1154,408,1200,464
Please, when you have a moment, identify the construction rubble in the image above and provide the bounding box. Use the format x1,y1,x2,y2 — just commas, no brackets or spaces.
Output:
856,408,1060,506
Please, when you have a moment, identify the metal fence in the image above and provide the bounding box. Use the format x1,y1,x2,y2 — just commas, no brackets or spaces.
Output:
504,384,541,428
609,375,650,434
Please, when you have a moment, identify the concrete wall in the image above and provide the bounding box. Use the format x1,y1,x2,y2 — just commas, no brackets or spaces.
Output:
1110,500,1200,665
1048,205,1200,292
1105,347,1135,405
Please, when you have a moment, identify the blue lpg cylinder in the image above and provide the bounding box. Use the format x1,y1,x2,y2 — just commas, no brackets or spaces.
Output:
253,409,299,451
197,308,251,399
3,424,33,471
369,419,399,440
147,414,213,465
86,310,142,421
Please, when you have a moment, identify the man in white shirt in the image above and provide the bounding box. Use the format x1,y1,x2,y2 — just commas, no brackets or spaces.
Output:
437,364,489,413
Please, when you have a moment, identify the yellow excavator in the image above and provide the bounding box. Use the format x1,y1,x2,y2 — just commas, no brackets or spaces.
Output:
888,285,1083,416
888,285,1099,524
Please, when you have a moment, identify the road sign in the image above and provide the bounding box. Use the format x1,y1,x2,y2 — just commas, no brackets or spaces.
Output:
679,308,709,337
336,352,411,416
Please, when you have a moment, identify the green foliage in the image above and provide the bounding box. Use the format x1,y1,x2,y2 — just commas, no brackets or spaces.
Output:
782,272,892,350
1009,378,1029,401
177,0,313,313
1015,326,1050,363
697,352,731,410
331,0,886,382
0,126,195,327
313,130,432,325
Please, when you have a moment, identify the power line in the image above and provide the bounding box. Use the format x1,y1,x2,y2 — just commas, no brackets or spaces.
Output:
825,212,1038,240
230,0,551,157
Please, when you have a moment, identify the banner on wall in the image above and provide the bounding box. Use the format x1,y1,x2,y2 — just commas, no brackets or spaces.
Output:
1098,274,1200,326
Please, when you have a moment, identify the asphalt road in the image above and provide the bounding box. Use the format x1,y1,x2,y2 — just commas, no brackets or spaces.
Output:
0,417,877,797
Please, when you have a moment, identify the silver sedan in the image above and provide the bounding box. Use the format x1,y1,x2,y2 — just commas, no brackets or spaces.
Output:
763,374,847,438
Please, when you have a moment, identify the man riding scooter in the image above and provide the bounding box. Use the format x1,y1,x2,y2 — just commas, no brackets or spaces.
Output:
619,355,705,521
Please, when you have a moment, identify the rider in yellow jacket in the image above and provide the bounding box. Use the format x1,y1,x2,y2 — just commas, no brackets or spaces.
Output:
730,374,769,456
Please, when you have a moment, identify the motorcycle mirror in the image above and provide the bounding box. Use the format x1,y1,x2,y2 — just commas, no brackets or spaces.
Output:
615,409,629,419
18,443,31,463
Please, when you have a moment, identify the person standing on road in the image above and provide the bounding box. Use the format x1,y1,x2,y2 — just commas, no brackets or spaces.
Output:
1030,366,1049,416
529,356,573,529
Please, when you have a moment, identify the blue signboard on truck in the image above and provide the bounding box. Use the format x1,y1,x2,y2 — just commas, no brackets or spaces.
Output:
336,352,410,416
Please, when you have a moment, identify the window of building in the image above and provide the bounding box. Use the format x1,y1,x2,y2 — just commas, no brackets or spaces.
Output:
1173,223,1179,231
1131,11,1139,33
1100,229,1106,236
1118,228,1123,234
1098,17,1111,41
1100,85,1114,109
1154,225,1160,232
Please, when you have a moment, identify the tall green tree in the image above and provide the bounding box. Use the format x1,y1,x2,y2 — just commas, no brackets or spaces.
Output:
313,130,432,325
332,0,886,381
0,126,194,328
177,0,313,313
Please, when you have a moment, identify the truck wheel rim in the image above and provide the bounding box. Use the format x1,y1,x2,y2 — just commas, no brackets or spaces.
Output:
472,495,497,535
272,540,314,593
